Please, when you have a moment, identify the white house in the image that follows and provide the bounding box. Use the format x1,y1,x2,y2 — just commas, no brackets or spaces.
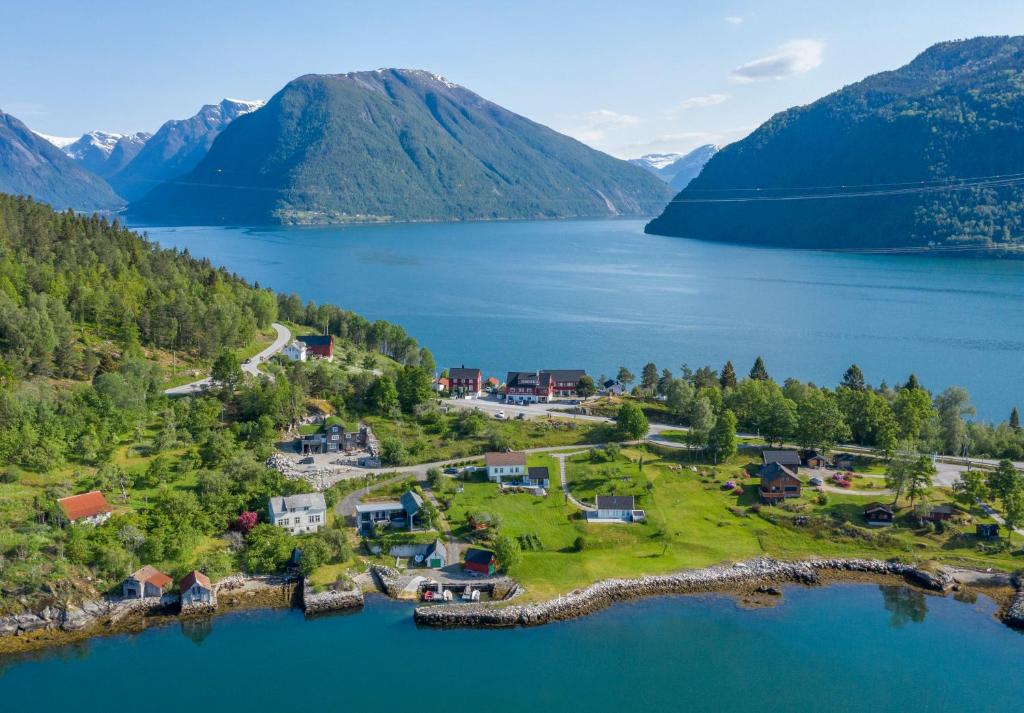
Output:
594,495,646,522
180,570,214,608
58,491,113,526
269,493,327,534
485,451,527,482
282,340,308,362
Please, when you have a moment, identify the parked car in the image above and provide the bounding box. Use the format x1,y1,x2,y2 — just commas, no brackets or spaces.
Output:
494,410,507,420
299,456,314,464
444,467,459,475
516,412,526,420
809,476,823,486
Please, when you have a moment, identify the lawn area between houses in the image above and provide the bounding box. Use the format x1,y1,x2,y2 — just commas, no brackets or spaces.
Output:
438,446,1023,601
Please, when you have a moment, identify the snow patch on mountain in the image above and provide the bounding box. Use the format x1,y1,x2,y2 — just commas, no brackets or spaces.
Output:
32,131,79,149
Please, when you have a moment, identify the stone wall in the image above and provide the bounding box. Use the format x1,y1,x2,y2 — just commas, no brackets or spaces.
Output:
301,578,364,614
1005,574,1024,628
413,558,955,628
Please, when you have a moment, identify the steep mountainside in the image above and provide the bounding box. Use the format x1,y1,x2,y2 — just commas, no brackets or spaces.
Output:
646,36,1024,254
629,146,717,190
59,131,151,177
130,69,671,225
0,111,122,211
110,98,263,201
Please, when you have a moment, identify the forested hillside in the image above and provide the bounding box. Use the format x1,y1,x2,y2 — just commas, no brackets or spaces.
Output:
646,36,1024,254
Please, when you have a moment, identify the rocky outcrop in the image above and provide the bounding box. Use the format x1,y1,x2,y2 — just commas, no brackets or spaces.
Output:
414,558,952,628
370,565,405,598
1003,574,1024,629
0,595,174,637
302,578,364,614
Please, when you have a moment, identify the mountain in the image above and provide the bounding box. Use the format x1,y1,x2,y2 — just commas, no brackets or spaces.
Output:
630,153,683,174
646,36,1024,254
0,110,122,211
110,98,263,201
55,131,151,178
129,69,671,225
666,145,719,191
628,145,718,190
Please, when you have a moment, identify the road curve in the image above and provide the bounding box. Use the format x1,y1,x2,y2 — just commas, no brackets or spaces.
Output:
164,322,291,396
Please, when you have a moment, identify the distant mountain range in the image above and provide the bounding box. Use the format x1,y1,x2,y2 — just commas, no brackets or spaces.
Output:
129,69,670,225
57,131,152,178
0,110,122,210
107,98,263,201
646,36,1024,254
631,145,719,191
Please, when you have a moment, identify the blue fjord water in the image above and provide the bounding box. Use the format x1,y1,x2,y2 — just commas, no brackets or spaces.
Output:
1,586,1020,711
142,219,1024,419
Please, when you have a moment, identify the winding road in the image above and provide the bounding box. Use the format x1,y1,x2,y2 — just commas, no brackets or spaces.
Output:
164,323,291,396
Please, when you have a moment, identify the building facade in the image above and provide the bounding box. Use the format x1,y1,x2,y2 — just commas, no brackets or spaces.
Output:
448,367,482,396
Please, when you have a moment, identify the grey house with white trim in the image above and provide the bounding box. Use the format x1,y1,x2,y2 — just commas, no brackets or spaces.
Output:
269,493,327,534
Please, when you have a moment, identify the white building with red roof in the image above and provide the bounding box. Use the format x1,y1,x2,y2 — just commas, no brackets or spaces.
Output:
57,491,112,526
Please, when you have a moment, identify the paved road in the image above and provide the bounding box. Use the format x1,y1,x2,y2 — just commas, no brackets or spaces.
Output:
164,322,290,396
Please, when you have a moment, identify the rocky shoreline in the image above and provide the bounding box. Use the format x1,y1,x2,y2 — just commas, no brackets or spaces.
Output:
0,573,364,655
413,557,1017,628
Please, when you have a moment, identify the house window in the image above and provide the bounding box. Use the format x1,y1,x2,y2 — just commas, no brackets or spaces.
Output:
279,518,289,526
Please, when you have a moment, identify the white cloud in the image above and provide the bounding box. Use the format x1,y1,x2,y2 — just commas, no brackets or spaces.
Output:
677,93,731,110
566,109,641,142
729,39,824,82
724,16,744,24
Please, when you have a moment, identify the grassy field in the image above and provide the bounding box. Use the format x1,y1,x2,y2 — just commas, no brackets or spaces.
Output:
440,446,1022,600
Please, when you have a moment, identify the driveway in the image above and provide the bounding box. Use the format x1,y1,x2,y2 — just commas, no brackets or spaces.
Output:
164,322,290,396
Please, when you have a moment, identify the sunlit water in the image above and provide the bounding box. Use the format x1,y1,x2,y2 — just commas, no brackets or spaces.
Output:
2,586,1020,710
143,219,1024,419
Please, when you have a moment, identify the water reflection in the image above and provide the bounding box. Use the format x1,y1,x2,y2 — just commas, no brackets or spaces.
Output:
879,586,928,627
180,617,214,646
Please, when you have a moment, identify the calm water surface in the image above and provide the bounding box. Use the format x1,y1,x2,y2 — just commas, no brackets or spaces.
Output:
143,220,1024,419
1,586,1020,710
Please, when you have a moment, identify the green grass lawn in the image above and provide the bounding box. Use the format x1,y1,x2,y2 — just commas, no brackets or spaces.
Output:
441,446,1024,600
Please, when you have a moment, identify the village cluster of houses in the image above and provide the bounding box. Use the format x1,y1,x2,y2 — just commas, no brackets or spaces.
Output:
434,366,589,404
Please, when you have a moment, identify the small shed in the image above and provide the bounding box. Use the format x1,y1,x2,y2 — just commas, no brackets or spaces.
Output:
863,502,894,526
925,504,955,522
464,547,497,575
833,453,856,470
976,523,1000,539
180,570,213,606
802,451,831,469
123,565,173,599
595,495,636,520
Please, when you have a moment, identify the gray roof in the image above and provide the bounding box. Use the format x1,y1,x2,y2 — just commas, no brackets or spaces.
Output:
401,490,423,516
354,500,404,514
596,495,635,510
269,492,326,516
527,466,549,481
449,367,481,380
758,462,800,483
762,450,801,466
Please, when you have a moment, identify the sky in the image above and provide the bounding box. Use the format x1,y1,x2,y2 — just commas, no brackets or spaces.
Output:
4,0,1024,158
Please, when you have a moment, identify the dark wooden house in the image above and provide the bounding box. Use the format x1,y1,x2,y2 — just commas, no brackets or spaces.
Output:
758,462,802,503
863,502,894,526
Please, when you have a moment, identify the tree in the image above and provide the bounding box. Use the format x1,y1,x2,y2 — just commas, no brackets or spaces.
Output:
379,436,407,466
666,379,694,420
657,368,674,397
905,456,935,507
369,375,399,415
577,374,597,400
760,390,797,446
298,537,332,577
492,532,522,573
904,373,921,391
685,396,715,454
242,524,295,573
749,356,770,381
708,410,738,463
934,386,975,455
1003,484,1024,544
885,448,917,505
796,390,849,452
211,350,242,390
616,366,635,387
615,402,649,440
840,364,867,391
719,361,737,389
1011,406,1020,432
893,386,935,444
640,363,658,394
988,459,1022,508
396,365,432,413
952,470,988,512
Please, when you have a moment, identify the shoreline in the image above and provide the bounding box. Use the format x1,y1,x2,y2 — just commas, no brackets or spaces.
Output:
1,558,1020,657
413,558,1023,629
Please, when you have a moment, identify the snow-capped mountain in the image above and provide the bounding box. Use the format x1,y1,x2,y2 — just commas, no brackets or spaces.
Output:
32,131,79,149
110,98,264,201
33,129,152,178
628,145,718,190
629,153,684,173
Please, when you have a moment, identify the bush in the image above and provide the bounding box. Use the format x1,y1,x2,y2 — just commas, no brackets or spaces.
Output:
573,535,588,552
0,466,19,484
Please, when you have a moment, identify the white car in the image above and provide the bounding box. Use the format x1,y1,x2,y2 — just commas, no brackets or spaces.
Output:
494,410,507,420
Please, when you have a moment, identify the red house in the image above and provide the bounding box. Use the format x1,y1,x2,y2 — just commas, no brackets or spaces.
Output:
505,371,554,403
58,491,113,525
463,547,497,574
542,370,587,397
297,334,334,361
449,367,482,396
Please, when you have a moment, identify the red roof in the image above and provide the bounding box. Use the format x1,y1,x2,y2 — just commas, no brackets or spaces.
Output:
180,570,211,592
58,491,112,521
130,565,172,589
438,377,450,389
486,377,500,386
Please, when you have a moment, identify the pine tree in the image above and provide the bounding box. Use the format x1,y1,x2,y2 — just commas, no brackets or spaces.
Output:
749,356,770,381
904,373,920,391
719,360,737,389
840,363,866,391
641,362,659,393
1011,406,1020,432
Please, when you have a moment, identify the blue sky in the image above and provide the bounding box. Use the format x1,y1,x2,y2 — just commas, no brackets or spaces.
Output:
5,0,1023,157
